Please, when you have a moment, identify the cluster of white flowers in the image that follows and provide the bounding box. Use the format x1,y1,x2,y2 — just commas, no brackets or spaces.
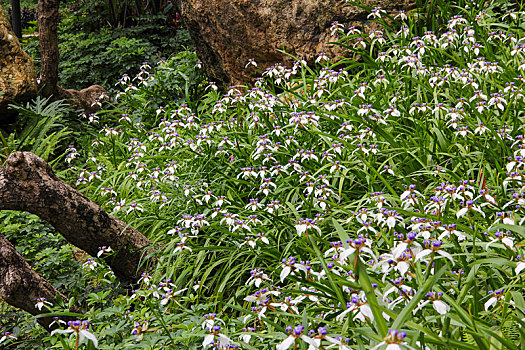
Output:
59,5,525,350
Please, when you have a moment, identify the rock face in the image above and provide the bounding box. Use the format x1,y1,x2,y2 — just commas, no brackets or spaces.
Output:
0,5,37,122
176,0,413,88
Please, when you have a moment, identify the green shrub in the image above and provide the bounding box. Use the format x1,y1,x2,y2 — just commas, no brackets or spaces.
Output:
2,97,72,163
22,13,192,92
110,50,206,127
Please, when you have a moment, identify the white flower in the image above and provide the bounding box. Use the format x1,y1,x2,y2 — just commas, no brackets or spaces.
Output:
205,82,218,91
280,256,297,282
83,258,98,270
438,224,466,241
174,239,192,253
486,231,514,250
315,52,329,64
245,58,257,68
270,295,305,314
244,289,279,306
139,273,152,285
201,313,225,330
383,210,404,229
336,295,374,323
295,218,321,236
51,320,98,348
246,268,270,287
371,329,415,350
368,6,386,19
394,10,407,20
397,25,410,38
0,332,16,345
415,241,454,263
330,21,345,36
484,289,505,311
339,236,376,263
325,334,353,349
203,326,232,348
232,219,251,233
160,287,188,305
456,199,485,218
131,320,148,341
474,122,488,134
239,327,257,344
432,299,450,314
35,297,52,311
277,325,317,350
415,292,450,315
516,258,525,275
246,198,263,211
126,203,143,214
97,246,112,257
330,161,347,174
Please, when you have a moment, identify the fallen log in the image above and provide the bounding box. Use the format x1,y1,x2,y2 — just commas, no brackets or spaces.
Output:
0,231,74,330
0,152,154,282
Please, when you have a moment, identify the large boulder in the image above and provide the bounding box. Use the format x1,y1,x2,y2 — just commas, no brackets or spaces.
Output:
0,5,37,123
176,0,413,88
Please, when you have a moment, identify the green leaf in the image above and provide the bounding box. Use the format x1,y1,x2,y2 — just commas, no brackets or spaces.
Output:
391,263,449,330
494,224,525,236
332,218,350,248
358,260,388,337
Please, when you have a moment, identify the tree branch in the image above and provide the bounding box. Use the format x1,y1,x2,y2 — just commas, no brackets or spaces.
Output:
0,152,154,282
0,231,73,330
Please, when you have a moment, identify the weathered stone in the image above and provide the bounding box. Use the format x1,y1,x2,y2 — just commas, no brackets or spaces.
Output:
0,5,37,122
175,0,413,88
58,84,108,114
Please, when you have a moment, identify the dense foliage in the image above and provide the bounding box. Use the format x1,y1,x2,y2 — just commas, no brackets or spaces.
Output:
3,0,525,349
17,1,191,92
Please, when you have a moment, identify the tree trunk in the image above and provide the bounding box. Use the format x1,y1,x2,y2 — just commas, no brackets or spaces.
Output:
10,0,22,38
37,0,108,111
37,0,60,97
0,152,154,282
0,231,73,330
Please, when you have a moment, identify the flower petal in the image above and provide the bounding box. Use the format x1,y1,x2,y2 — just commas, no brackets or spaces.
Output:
276,335,296,350
516,262,525,275
433,300,450,315
415,249,432,262
280,266,291,283
485,297,498,311
80,330,98,348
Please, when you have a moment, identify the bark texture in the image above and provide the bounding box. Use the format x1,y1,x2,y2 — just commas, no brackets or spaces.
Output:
37,0,60,98
0,4,38,123
175,0,414,88
0,231,70,330
0,152,153,282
